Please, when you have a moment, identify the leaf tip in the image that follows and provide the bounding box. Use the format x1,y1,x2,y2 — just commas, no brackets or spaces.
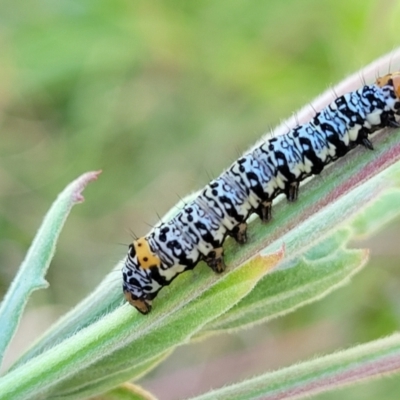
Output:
72,170,102,203
250,244,285,275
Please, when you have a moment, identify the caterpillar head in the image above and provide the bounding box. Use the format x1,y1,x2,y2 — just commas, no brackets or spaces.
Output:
123,237,162,314
376,71,400,98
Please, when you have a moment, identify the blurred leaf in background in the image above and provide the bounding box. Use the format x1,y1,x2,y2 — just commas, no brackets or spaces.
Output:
1,0,400,399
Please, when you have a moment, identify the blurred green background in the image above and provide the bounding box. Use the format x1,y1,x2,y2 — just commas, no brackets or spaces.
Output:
1,0,400,398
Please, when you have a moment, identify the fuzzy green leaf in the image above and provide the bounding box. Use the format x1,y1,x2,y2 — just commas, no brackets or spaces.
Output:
0,246,278,400
201,232,368,334
189,333,400,400
0,171,101,367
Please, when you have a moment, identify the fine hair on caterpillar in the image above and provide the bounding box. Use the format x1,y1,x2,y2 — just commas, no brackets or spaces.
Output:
123,71,400,315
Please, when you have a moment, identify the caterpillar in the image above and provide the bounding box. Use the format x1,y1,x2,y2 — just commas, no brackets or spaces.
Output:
123,71,400,314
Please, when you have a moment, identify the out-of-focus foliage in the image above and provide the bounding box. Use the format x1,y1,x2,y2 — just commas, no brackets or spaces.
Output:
1,1,400,399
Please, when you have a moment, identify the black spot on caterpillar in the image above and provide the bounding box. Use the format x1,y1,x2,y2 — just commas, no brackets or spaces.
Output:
123,72,400,314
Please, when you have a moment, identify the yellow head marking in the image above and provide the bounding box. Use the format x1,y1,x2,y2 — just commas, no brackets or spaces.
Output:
133,237,161,270
376,72,400,98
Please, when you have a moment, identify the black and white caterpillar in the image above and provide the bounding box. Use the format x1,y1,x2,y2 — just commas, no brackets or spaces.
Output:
123,72,400,314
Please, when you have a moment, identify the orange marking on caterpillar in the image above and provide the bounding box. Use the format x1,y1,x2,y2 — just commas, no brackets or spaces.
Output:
134,237,161,269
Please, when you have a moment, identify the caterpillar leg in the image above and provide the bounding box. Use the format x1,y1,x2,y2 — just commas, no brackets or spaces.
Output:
229,222,248,244
380,111,400,129
204,247,226,273
255,201,272,222
124,290,152,314
360,137,374,150
356,128,374,150
285,181,300,202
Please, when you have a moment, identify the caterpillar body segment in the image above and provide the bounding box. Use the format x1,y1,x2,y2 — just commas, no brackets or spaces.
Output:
123,73,400,314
